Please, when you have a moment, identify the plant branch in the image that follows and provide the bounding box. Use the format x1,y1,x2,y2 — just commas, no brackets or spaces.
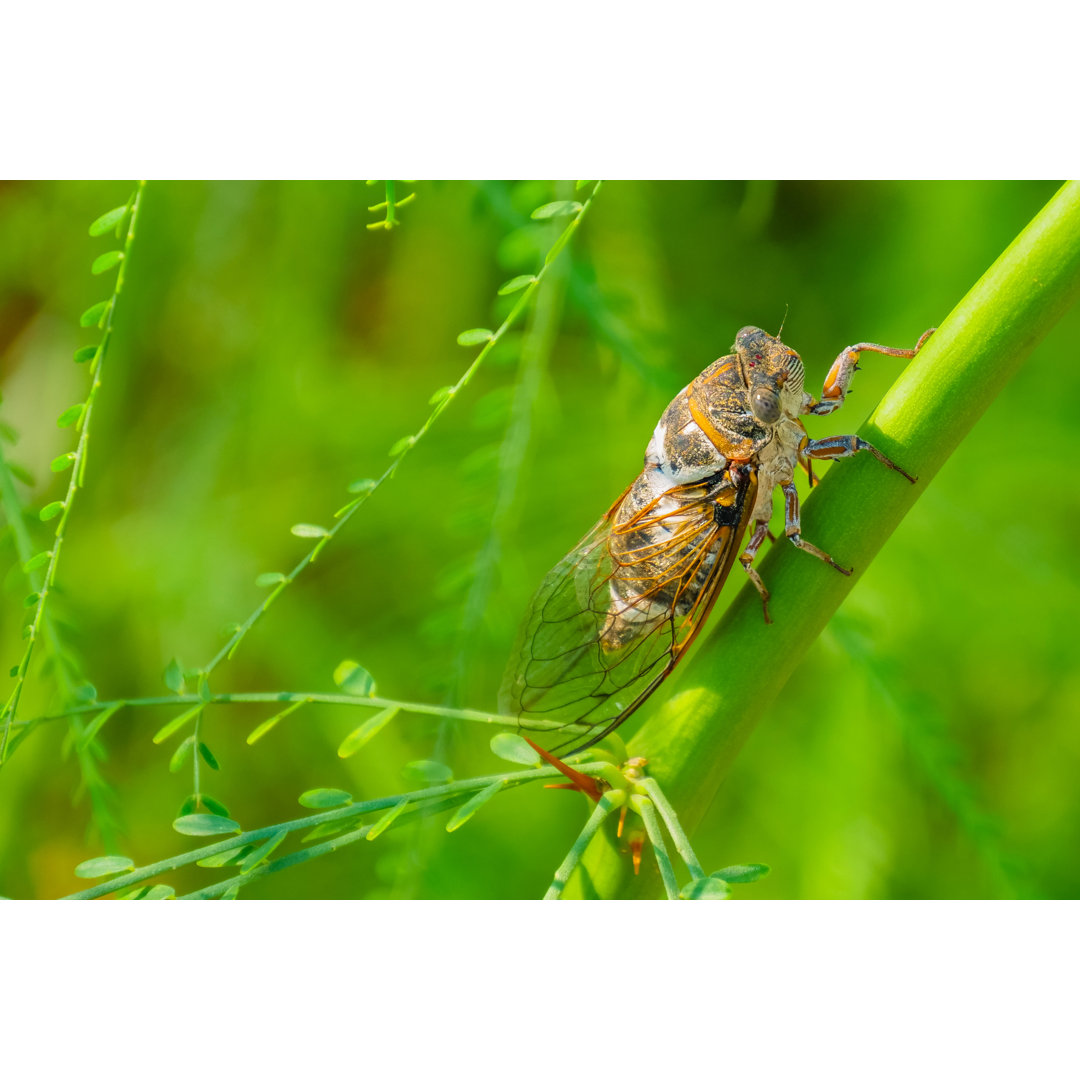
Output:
574,180,1080,899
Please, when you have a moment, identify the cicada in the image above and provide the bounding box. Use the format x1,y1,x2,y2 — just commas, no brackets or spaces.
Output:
500,323,935,754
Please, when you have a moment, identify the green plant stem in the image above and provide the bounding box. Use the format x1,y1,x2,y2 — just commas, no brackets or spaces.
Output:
202,182,603,677
631,795,679,899
544,791,624,900
28,690,588,735
63,759,611,900
0,182,144,764
576,179,1080,899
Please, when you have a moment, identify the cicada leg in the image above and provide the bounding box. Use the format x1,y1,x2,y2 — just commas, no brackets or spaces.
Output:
807,327,935,416
782,481,852,576
738,520,773,624
804,434,917,483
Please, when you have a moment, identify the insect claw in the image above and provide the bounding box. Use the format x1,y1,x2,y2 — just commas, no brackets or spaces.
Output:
617,804,628,838
629,831,645,875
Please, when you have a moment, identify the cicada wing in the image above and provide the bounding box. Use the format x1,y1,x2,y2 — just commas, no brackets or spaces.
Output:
500,468,756,754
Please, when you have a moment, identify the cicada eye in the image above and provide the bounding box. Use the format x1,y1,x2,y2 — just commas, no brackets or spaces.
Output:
751,387,781,424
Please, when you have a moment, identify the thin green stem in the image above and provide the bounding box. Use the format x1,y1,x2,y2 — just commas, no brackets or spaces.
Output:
544,790,625,900
0,182,144,763
201,182,604,678
637,777,704,879
631,795,679,900
63,759,612,900
580,179,1080,898
28,690,590,736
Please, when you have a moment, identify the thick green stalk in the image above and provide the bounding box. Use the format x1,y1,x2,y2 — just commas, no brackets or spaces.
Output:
576,180,1080,899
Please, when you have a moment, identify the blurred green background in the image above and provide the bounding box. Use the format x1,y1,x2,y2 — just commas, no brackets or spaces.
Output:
0,180,1076,899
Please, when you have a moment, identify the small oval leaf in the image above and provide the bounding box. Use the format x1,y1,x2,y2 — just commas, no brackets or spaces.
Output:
198,741,220,770
169,735,195,773
456,328,493,346
89,205,128,236
366,799,410,841
163,658,184,694
711,863,770,884
333,660,376,697
531,200,582,220
403,760,453,786
91,250,124,275
240,828,289,873
23,551,51,573
79,302,110,328
172,813,241,837
290,523,329,539
50,453,77,473
347,478,377,495
428,385,454,405
497,274,537,296
73,346,98,364
679,877,731,900
445,780,504,833
337,706,399,758
490,732,541,765
298,788,353,809
74,855,134,879
255,571,287,588
152,704,202,744
388,435,415,456
57,404,86,428
39,501,64,521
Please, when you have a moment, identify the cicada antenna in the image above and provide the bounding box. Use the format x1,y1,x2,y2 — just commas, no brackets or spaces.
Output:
776,303,790,340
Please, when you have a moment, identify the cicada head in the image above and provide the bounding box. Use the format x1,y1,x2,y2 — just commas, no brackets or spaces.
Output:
734,326,805,424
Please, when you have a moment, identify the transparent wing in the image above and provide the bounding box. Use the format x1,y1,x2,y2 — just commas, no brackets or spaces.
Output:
499,468,755,753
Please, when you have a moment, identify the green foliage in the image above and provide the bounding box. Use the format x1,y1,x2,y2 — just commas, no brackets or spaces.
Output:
0,180,1076,900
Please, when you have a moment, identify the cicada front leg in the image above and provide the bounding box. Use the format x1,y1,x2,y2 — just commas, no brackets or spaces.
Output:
807,327,935,416
803,434,917,483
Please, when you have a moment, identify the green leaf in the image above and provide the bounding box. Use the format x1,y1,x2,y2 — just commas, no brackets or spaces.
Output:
198,741,219,770
152,704,202,744
73,346,98,364
245,700,306,745
50,453,77,473
73,682,97,703
575,179,594,191
79,703,123,747
89,205,128,236
497,274,537,295
74,855,134,879
79,302,109,328
221,885,241,900
240,828,288,873
199,794,231,818
489,732,540,765
91,250,124,275
169,735,195,772
302,821,349,843
366,799,410,840
445,780,504,833
22,551,50,573
388,435,415,456
197,845,252,868
712,863,771,884
428,385,454,405
23,592,40,608
290,522,329,538
142,884,175,900
39,501,64,522
8,462,34,486
531,200,582,220
337,706,399,758
255,571,286,587
347,478,377,495
456,328,493,346
679,877,731,900
333,660,376,697
57,403,85,428
403,760,453,786
172,813,241,837
178,794,199,817
298,788,353,809
197,676,211,703
163,658,184,694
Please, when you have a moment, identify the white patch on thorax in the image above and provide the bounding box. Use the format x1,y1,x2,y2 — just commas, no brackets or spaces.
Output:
751,416,803,521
